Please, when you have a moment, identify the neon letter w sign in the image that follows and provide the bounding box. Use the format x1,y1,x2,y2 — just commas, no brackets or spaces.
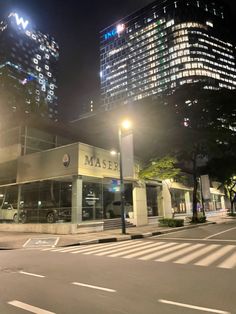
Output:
14,13,29,29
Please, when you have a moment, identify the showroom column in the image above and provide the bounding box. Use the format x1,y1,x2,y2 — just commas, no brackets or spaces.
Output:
72,176,83,224
162,181,172,218
185,191,192,215
133,182,148,226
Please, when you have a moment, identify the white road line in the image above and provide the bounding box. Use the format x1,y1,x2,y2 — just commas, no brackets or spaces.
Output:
59,241,132,253
151,237,236,243
158,299,230,314
19,271,45,278
109,242,165,257
123,242,176,259
152,228,195,238
174,244,219,264
205,227,236,239
195,245,235,267
139,243,188,261
72,282,116,293
71,240,137,254
156,243,204,262
52,237,60,247
81,241,144,255
94,241,153,256
217,252,236,269
23,238,32,248
52,242,120,253
8,300,55,314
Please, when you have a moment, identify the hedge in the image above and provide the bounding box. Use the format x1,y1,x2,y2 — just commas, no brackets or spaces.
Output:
158,218,184,227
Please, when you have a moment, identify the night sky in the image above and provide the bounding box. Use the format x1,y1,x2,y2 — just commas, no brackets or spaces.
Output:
0,0,235,121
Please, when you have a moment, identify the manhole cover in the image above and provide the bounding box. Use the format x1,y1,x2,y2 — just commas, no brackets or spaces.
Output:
23,237,59,248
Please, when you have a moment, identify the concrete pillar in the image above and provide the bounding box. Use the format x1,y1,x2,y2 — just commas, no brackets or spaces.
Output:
16,185,22,224
221,196,225,210
72,176,83,224
162,181,172,218
157,189,163,216
133,183,148,226
185,191,192,215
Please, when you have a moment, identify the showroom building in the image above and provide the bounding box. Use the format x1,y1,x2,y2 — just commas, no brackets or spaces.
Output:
0,123,226,234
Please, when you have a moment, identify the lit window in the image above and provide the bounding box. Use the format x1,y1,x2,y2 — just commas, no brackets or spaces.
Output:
206,21,213,27
33,58,38,64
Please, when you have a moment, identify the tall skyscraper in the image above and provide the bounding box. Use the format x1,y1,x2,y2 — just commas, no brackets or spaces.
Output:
100,0,236,110
0,12,59,120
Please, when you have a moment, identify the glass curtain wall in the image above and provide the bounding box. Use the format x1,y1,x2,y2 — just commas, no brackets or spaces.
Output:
171,188,188,214
82,177,133,221
0,181,72,224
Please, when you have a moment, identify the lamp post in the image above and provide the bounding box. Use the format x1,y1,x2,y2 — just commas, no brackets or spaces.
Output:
118,120,132,235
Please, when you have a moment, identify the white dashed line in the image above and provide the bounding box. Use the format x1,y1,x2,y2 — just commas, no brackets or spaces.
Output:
19,271,45,278
8,300,55,314
158,299,230,314
204,227,236,239
72,282,116,293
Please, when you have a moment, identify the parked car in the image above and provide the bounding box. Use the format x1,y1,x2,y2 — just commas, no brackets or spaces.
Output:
0,203,19,222
106,201,133,218
20,206,71,223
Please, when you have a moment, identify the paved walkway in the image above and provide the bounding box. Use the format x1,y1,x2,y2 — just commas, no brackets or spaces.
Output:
0,215,233,250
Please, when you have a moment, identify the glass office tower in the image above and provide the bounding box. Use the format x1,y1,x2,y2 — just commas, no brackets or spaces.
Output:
0,13,59,120
100,0,236,110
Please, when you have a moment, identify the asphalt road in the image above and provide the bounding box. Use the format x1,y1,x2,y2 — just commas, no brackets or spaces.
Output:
0,222,236,314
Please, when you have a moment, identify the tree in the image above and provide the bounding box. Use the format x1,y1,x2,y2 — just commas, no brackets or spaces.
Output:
139,155,181,181
141,85,236,222
205,157,236,214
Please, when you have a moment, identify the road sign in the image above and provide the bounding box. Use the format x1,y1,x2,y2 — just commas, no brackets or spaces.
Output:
23,237,59,248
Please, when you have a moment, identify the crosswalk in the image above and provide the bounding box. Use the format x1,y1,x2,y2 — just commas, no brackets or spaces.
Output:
40,240,236,269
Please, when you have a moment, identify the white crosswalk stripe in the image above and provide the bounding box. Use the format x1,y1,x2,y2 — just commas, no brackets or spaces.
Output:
217,252,236,269
174,244,220,264
155,243,204,262
40,240,236,269
194,245,235,267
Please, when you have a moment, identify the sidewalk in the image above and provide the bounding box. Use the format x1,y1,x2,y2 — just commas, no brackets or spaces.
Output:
2,216,233,249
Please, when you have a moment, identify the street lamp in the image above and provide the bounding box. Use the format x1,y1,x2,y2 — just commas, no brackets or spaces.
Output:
118,119,132,234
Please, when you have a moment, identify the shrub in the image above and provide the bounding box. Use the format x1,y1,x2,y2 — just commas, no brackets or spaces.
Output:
190,214,207,224
228,212,236,217
159,218,184,228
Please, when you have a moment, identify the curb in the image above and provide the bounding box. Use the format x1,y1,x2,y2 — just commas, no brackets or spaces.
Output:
63,221,215,247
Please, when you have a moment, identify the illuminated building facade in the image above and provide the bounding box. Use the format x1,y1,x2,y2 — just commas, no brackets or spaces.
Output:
100,0,236,110
0,13,59,120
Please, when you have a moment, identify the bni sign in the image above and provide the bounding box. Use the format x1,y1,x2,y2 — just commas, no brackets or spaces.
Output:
104,24,125,40
9,12,29,30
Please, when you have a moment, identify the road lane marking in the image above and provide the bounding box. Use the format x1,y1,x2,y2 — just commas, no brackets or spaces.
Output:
19,271,45,278
81,241,144,255
158,299,230,314
71,240,138,254
195,245,235,267
94,241,153,256
174,244,219,264
205,227,236,240
122,242,176,259
50,241,131,253
156,243,204,262
139,243,188,261
151,237,236,243
72,282,116,293
217,252,236,269
109,242,165,257
8,300,55,314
